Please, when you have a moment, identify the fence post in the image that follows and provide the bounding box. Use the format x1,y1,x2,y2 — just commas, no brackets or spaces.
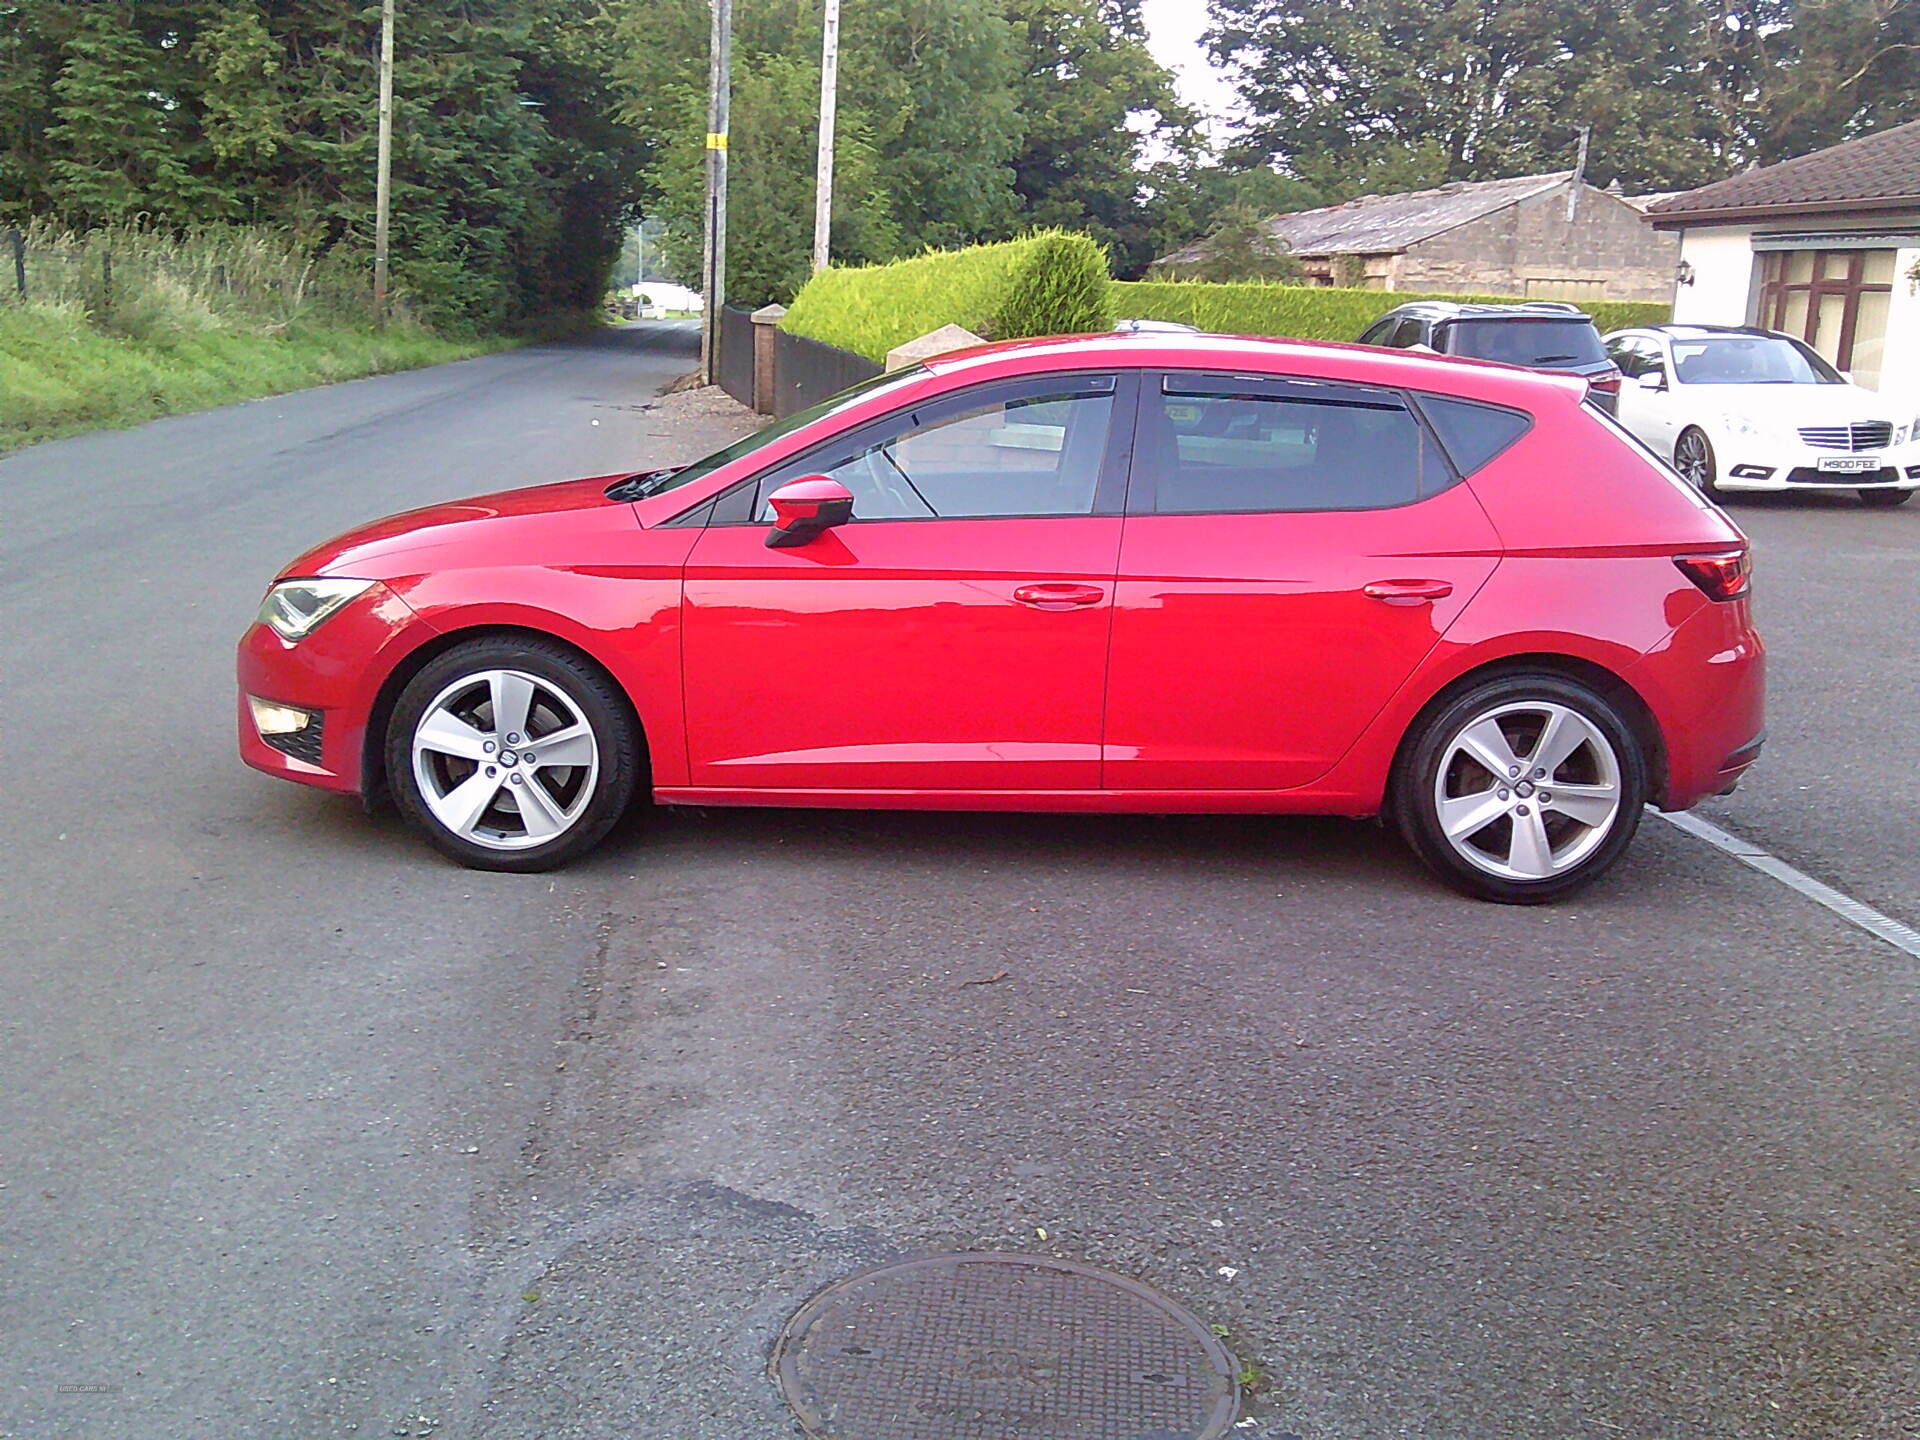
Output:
102,247,112,312
750,304,787,415
8,228,23,300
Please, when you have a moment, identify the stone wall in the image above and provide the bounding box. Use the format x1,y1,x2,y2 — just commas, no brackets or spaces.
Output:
1394,184,1678,301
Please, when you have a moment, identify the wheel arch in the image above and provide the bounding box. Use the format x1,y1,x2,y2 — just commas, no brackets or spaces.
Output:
361,624,649,808
1388,651,1669,810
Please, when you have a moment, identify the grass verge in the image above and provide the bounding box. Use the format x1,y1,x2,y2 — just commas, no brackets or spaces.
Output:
0,302,510,453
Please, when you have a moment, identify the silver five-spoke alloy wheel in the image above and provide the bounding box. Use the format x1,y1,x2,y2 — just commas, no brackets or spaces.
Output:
410,668,600,851
1433,700,1624,881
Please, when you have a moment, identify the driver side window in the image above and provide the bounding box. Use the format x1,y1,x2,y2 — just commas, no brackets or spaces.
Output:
751,378,1117,522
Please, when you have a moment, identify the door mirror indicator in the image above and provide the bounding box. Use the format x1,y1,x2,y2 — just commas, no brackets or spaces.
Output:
1635,370,1669,392
765,476,855,548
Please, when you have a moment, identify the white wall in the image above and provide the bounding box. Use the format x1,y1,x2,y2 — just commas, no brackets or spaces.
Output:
1878,248,1920,403
1669,226,1757,324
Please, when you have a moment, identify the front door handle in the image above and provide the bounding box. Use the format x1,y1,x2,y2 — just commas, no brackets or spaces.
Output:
1363,578,1454,603
1013,582,1106,609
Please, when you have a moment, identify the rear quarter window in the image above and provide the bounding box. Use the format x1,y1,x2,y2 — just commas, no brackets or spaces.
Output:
1417,396,1533,475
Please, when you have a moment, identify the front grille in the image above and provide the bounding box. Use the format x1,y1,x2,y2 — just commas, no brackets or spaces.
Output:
263,714,325,766
1797,421,1893,451
1785,466,1901,486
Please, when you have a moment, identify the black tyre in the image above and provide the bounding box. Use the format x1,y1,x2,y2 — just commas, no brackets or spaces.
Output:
1392,673,1648,904
385,636,641,871
1859,487,1913,507
1673,427,1721,495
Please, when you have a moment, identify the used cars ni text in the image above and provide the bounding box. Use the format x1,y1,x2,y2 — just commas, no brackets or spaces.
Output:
1602,323,1918,506
239,333,1763,903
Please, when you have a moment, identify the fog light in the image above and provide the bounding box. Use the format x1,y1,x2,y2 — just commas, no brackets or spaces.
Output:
1730,464,1774,480
249,697,316,736
1905,464,1920,479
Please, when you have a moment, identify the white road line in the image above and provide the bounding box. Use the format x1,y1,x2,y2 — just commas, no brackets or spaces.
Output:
1658,809,1920,960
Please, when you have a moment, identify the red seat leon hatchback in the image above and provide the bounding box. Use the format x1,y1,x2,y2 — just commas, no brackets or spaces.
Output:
238,334,1763,902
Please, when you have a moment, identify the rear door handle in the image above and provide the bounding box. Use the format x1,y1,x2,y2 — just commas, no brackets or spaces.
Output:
1013,582,1106,609
1363,578,1454,602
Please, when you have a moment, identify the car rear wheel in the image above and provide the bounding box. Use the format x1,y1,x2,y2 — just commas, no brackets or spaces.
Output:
386,637,639,872
1673,427,1721,495
1393,674,1647,904
1859,487,1912,507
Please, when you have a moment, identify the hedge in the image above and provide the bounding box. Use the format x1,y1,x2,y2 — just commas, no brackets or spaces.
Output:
1113,280,1670,342
780,230,1115,363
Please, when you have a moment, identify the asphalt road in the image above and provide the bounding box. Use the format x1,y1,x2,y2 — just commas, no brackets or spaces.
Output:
2,325,1915,1440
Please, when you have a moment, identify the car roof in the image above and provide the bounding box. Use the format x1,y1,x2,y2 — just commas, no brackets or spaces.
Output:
919,331,1591,406
1628,323,1789,341
1370,300,1591,321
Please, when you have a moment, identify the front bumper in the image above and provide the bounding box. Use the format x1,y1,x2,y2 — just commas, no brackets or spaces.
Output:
1715,436,1920,491
236,583,431,794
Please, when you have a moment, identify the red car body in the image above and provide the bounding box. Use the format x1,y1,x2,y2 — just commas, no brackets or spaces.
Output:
239,334,1762,845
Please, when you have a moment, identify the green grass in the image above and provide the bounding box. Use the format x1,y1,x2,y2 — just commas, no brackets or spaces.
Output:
1114,279,1670,342
0,301,504,452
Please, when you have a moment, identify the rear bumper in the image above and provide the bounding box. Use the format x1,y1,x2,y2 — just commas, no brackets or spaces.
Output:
1627,598,1766,810
236,584,432,795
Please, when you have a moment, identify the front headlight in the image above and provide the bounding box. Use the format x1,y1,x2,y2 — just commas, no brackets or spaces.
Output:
256,577,375,641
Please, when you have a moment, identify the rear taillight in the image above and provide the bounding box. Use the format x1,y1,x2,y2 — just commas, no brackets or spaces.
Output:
1587,368,1622,394
1675,548,1751,601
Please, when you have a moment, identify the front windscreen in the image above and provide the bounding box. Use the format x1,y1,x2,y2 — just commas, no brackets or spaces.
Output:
1669,335,1843,385
606,366,926,501
1444,318,1607,368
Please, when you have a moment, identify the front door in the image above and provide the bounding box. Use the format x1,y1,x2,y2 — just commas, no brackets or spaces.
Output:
1102,371,1503,792
681,372,1128,792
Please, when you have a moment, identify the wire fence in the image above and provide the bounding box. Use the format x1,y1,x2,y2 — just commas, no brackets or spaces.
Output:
1,221,388,333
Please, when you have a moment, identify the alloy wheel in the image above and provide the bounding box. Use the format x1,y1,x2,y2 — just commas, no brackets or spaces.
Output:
1674,430,1714,491
409,668,600,851
1432,700,1624,881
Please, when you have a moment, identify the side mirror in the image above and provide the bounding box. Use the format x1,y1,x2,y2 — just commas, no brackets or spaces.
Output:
1635,370,1669,392
765,476,855,549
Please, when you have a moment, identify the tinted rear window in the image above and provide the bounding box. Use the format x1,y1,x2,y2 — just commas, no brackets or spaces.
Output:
1418,396,1532,475
1146,375,1448,513
1443,318,1606,368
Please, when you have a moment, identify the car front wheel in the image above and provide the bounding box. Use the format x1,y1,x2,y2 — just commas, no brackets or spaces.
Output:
386,637,640,871
1393,674,1647,903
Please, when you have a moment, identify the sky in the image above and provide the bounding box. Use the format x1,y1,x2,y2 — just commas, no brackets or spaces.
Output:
1139,0,1243,147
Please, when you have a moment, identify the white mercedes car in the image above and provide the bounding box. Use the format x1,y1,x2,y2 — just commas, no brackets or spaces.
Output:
1602,324,1919,507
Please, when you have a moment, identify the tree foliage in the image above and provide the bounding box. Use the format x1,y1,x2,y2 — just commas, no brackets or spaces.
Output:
606,0,1188,307
1208,0,1920,196
0,0,649,331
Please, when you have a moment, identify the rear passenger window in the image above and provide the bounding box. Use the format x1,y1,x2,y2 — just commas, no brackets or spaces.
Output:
1144,374,1449,514
1417,396,1532,475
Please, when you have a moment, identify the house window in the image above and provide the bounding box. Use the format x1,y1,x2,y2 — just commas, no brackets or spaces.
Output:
1756,248,1895,387
1525,278,1607,300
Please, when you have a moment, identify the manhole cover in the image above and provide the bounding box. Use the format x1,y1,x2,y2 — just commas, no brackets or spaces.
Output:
773,1253,1239,1440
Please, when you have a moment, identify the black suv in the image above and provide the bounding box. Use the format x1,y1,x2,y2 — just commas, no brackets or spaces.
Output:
1357,301,1622,412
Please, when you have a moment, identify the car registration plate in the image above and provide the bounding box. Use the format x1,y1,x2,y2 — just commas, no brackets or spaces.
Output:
1817,455,1881,473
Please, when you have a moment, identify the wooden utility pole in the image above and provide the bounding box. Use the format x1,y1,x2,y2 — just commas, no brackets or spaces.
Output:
374,0,395,324
700,0,732,385
811,0,840,274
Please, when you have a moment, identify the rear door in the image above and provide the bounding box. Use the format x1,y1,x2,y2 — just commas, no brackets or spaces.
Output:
1102,371,1505,792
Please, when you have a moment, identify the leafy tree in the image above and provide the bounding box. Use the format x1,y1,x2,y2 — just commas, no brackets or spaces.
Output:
47,4,197,225
1208,0,1920,196
1002,0,1192,273
1153,200,1299,282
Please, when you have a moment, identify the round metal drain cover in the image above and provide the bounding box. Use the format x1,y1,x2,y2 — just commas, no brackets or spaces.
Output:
774,1253,1238,1440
